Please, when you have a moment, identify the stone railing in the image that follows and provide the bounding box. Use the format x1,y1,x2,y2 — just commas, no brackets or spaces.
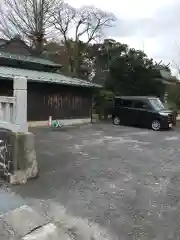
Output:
0,96,16,131
0,77,37,184
0,77,28,133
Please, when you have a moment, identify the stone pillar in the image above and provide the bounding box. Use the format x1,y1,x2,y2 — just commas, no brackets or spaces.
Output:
13,77,28,133
9,77,38,184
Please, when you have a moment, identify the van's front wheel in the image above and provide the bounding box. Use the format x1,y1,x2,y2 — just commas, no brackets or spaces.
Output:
113,116,121,125
151,120,161,131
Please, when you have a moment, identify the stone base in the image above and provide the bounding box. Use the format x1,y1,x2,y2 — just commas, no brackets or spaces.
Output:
10,132,38,185
9,167,38,185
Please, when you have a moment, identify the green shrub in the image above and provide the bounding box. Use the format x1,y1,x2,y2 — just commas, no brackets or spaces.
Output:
93,89,114,120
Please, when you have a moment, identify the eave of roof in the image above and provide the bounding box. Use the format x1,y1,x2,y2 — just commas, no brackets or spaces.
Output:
0,66,102,88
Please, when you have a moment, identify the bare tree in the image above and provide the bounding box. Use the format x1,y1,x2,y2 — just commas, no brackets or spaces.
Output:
0,0,60,54
51,2,76,72
75,6,116,44
52,2,116,76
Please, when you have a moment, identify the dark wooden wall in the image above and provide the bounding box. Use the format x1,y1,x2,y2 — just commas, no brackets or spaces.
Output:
27,82,92,121
0,79,92,121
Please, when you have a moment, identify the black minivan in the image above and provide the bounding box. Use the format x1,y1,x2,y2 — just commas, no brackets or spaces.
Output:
112,96,177,131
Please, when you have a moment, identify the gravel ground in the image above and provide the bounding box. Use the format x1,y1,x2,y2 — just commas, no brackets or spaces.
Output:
9,123,180,240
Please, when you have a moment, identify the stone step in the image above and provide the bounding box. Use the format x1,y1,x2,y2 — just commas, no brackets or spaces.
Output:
27,200,111,240
22,223,71,240
0,199,113,240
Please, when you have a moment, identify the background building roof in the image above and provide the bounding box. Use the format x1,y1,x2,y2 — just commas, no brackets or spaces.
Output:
0,51,62,67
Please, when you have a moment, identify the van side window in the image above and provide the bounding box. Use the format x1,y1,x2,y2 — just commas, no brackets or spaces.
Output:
133,101,144,108
121,100,133,107
133,101,150,109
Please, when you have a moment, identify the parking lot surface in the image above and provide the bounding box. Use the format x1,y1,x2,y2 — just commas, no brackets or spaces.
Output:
11,124,180,239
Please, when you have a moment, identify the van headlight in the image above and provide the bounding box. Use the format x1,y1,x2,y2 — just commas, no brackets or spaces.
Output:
159,112,169,116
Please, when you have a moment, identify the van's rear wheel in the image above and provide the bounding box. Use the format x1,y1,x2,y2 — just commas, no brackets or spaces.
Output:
151,120,161,131
113,116,121,125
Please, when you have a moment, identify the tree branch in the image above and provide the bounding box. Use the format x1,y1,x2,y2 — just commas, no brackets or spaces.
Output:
0,0,60,54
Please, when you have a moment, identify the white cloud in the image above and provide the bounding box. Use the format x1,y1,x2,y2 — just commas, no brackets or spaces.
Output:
67,0,173,19
66,0,180,76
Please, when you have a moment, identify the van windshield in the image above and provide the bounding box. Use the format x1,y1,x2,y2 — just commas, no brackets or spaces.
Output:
149,98,164,111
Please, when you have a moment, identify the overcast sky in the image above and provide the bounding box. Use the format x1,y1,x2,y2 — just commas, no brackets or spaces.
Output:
67,0,180,76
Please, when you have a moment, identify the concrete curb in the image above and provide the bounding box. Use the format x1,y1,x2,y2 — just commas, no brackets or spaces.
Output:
29,123,93,132
28,118,91,128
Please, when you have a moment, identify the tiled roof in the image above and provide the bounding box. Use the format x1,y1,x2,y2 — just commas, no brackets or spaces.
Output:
0,51,62,67
0,66,102,88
